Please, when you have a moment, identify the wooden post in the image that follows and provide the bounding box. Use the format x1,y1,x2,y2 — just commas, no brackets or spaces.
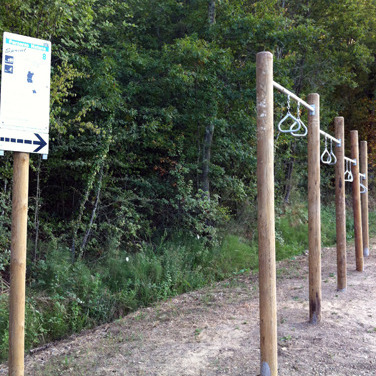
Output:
9,152,30,376
256,51,278,376
307,93,321,324
360,141,369,257
351,131,363,271
335,117,346,291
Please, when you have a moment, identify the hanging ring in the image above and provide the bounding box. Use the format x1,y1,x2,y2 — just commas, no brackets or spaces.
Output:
360,182,367,194
277,112,300,133
360,174,367,194
291,102,308,137
321,137,332,164
344,159,353,182
328,139,337,165
277,95,301,134
291,119,307,137
344,159,350,181
348,161,354,182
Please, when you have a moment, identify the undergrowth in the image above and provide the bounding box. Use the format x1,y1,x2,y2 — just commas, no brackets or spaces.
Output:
0,202,374,361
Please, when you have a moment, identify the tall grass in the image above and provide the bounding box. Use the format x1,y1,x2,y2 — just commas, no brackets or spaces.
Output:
275,203,358,261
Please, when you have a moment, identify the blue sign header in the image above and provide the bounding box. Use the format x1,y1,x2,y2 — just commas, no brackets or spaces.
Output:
5,38,49,52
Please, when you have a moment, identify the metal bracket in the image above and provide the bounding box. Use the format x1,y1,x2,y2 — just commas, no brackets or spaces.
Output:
309,104,315,116
42,154,48,160
0,150,4,157
336,138,342,148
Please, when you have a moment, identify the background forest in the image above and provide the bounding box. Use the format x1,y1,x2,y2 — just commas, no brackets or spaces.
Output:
0,0,376,359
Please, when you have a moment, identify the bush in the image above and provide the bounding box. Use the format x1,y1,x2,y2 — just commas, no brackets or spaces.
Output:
0,295,8,360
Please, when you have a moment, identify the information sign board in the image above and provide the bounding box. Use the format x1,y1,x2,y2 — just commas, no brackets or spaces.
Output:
0,32,51,154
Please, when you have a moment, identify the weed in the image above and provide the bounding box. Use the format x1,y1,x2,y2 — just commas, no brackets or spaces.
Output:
280,335,292,342
134,312,146,321
201,293,216,306
194,328,203,337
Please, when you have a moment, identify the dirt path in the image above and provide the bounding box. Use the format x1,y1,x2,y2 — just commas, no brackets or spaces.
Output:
1,240,376,375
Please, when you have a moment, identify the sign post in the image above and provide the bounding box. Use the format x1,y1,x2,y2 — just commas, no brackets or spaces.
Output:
8,152,29,376
0,32,51,376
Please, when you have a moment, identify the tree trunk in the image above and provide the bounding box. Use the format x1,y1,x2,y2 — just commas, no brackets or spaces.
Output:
208,0,216,25
283,140,297,204
283,64,304,204
201,123,214,195
1,179,7,217
71,148,109,261
201,1,216,197
34,156,42,262
80,166,103,257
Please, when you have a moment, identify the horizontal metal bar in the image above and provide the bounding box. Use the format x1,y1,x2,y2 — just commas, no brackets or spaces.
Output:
344,156,356,165
360,173,366,179
273,81,315,112
319,130,341,145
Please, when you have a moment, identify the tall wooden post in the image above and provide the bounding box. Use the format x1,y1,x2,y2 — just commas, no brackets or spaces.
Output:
360,141,369,257
351,131,363,272
256,51,278,376
307,93,321,324
9,152,30,376
335,117,346,291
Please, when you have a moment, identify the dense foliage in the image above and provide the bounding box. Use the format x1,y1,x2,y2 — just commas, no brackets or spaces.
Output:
0,0,376,359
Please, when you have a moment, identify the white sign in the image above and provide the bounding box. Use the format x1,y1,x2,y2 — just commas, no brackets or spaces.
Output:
0,32,51,154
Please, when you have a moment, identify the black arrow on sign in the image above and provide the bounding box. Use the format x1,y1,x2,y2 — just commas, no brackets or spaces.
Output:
32,133,47,152
0,133,47,153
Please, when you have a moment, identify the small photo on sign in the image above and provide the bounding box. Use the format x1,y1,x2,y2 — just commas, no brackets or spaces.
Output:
5,55,14,64
4,65,13,74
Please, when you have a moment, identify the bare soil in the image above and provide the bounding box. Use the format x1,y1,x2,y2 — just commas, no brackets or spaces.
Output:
1,240,376,375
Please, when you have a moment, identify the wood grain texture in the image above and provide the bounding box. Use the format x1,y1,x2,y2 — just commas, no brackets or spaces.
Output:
335,118,346,291
307,93,321,324
360,141,369,257
351,131,363,272
9,152,29,376
256,51,277,376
